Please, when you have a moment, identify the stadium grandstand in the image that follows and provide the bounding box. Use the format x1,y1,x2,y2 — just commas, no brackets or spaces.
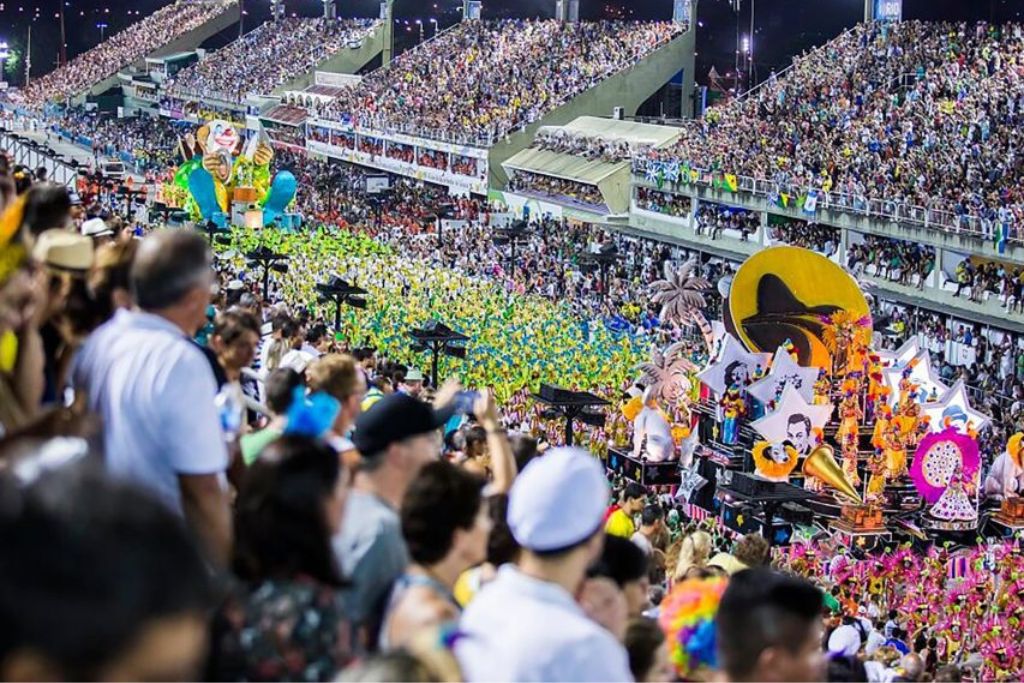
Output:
7,1,1024,680
12,0,239,107
165,18,381,104
638,20,1024,245
317,19,687,146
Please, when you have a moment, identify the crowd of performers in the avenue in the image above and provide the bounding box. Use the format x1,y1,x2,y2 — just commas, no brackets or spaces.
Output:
609,246,1024,676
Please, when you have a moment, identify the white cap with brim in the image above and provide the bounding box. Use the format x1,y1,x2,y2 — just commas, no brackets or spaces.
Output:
81,217,113,238
508,446,609,552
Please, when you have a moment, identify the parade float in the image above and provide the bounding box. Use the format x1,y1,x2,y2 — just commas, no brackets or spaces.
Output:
607,245,1023,549
160,119,299,229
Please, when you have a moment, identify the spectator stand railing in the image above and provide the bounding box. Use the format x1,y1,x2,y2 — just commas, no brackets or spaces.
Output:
632,158,1022,247
0,128,82,188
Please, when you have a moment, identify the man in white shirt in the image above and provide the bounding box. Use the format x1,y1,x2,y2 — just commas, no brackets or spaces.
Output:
457,447,633,682
73,230,231,566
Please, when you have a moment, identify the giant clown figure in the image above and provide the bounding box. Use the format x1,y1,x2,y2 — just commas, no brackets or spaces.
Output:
174,120,297,227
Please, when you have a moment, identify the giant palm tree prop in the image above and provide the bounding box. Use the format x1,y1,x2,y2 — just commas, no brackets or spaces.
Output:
650,260,714,353
637,341,698,404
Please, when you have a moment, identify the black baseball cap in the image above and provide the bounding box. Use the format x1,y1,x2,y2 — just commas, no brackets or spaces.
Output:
352,393,452,457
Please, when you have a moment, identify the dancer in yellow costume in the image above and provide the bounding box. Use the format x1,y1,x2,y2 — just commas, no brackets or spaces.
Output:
836,391,862,442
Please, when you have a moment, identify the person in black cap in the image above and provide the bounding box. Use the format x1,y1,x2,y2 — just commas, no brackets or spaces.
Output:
332,393,448,653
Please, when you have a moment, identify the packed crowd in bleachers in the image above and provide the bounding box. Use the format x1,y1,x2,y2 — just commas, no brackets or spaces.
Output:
847,235,936,288
648,21,1024,239
49,108,180,171
767,219,841,255
12,0,237,107
694,202,759,241
507,169,605,208
949,257,1024,309
166,18,379,104
318,19,684,146
634,186,692,217
533,129,654,163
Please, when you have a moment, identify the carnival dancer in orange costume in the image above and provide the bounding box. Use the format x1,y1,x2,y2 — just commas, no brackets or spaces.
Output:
841,431,862,487
813,369,831,405
872,403,892,450
883,426,908,480
836,391,863,443
866,448,888,504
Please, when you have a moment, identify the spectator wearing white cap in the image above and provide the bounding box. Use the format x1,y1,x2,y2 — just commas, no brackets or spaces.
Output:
398,367,425,398
80,217,114,246
456,447,633,682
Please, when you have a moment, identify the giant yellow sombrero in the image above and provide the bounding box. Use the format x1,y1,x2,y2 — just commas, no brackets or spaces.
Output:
726,246,871,367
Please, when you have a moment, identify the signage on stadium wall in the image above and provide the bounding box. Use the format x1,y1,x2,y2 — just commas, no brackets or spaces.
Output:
307,139,488,195
875,0,902,21
314,72,363,88
488,190,564,221
306,118,489,160
672,0,691,25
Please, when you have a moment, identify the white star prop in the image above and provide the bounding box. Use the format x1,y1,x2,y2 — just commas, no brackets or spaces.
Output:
919,379,992,434
882,350,950,407
876,338,920,369
746,344,821,405
697,333,772,396
674,458,708,503
751,385,834,454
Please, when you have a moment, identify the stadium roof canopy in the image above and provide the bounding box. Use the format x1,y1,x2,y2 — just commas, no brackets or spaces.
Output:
145,52,196,66
502,148,622,185
538,116,682,149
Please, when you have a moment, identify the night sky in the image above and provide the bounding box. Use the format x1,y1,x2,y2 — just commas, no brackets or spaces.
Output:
0,0,1022,87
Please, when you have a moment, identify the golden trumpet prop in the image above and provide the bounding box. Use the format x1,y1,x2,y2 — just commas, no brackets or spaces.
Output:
802,444,862,504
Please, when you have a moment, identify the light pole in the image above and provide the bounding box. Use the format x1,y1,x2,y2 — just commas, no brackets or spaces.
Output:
245,246,289,301
316,276,368,332
429,17,438,38
493,220,531,278
97,22,109,42
748,0,755,88
409,322,469,389
270,0,284,21
0,42,9,88
415,19,424,43
59,0,67,66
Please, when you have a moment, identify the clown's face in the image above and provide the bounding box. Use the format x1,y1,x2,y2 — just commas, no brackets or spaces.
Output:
205,120,241,155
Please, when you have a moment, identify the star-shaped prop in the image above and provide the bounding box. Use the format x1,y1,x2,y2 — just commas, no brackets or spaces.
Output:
674,458,708,503
746,344,821,405
877,338,920,369
919,379,992,434
751,384,834,456
882,350,950,407
697,333,772,396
